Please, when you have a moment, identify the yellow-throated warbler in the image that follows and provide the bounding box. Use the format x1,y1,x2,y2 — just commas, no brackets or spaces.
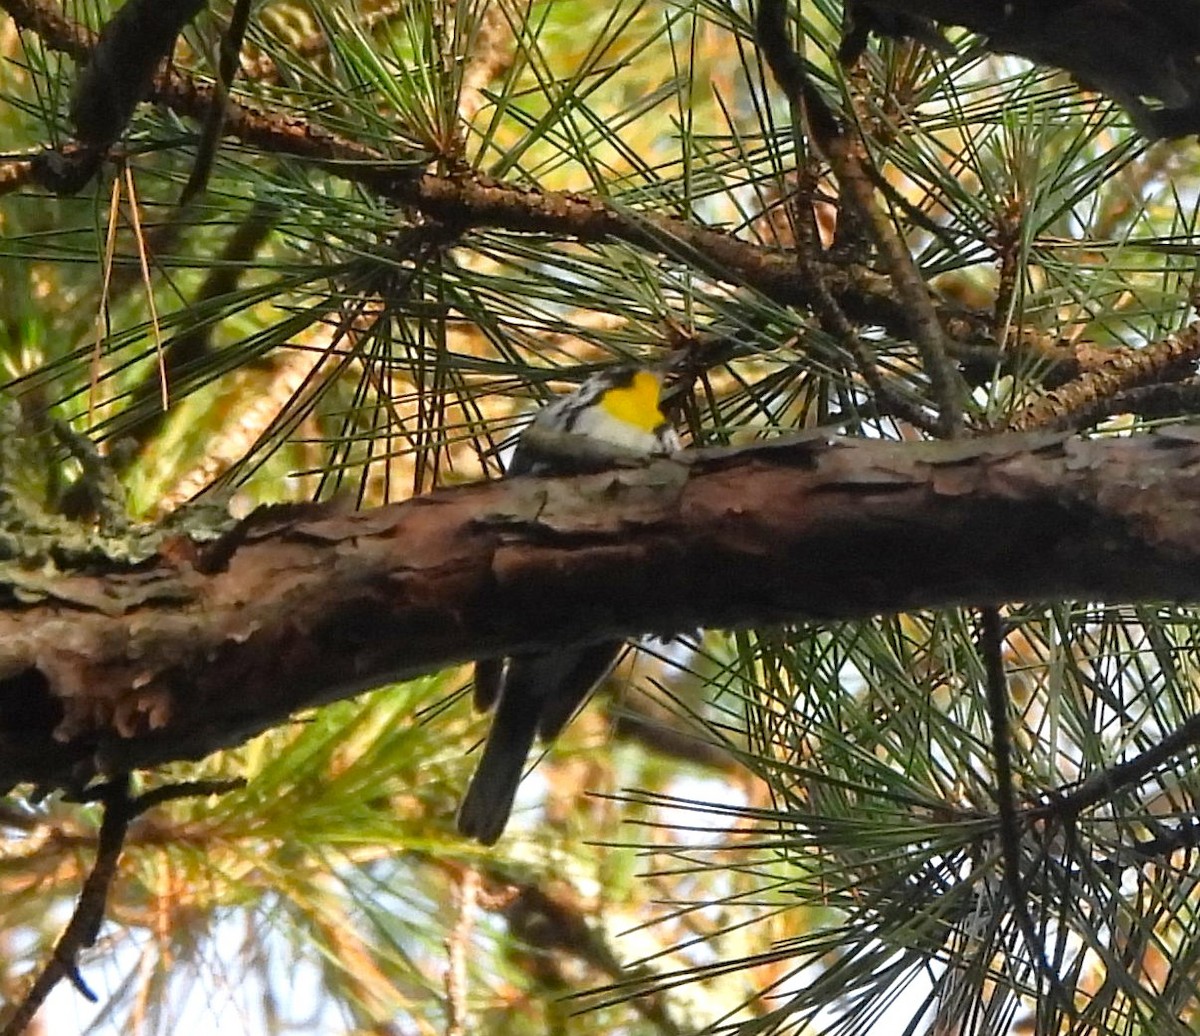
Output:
457,366,681,844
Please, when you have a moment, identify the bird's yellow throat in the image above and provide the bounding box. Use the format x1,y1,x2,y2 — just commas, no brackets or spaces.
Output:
599,370,666,432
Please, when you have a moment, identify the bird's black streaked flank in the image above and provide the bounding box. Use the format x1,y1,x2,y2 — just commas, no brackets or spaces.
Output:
456,367,681,845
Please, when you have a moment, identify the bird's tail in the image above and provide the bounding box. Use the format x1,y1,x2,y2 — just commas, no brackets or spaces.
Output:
456,692,539,845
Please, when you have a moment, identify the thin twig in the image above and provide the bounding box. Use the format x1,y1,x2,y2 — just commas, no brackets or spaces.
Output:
978,608,1070,1015
443,867,478,1036
133,778,246,811
1039,711,1200,822
0,776,245,1036
1114,818,1200,866
0,775,132,1036
180,0,253,205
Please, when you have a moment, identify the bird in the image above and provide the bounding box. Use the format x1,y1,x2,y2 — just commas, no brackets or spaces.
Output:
456,366,682,845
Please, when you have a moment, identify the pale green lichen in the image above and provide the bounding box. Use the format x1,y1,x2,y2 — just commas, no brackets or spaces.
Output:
0,399,237,601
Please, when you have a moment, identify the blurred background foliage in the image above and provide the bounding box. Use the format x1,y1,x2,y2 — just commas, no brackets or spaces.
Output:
2,0,1200,1033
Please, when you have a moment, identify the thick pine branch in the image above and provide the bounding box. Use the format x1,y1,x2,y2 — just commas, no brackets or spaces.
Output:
4,430,1200,790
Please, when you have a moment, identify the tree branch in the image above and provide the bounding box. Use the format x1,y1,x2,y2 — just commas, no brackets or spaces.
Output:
7,0,1192,425
1006,325,1200,431
2,0,909,330
3,432,1200,790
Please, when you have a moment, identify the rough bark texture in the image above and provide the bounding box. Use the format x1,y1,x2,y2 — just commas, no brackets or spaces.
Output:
4,430,1200,790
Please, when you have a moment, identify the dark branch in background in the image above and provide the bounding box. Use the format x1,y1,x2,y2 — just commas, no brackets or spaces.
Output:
610,690,739,772
181,0,252,205
30,0,207,193
1105,380,1200,423
837,0,952,66
21,0,205,194
124,777,246,811
978,608,1068,1014
755,0,964,437
69,0,207,150
832,0,1200,140
1039,711,1200,823
1119,818,1200,866
0,777,133,1036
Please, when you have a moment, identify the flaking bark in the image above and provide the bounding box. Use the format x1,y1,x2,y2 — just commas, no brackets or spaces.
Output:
3,430,1200,791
